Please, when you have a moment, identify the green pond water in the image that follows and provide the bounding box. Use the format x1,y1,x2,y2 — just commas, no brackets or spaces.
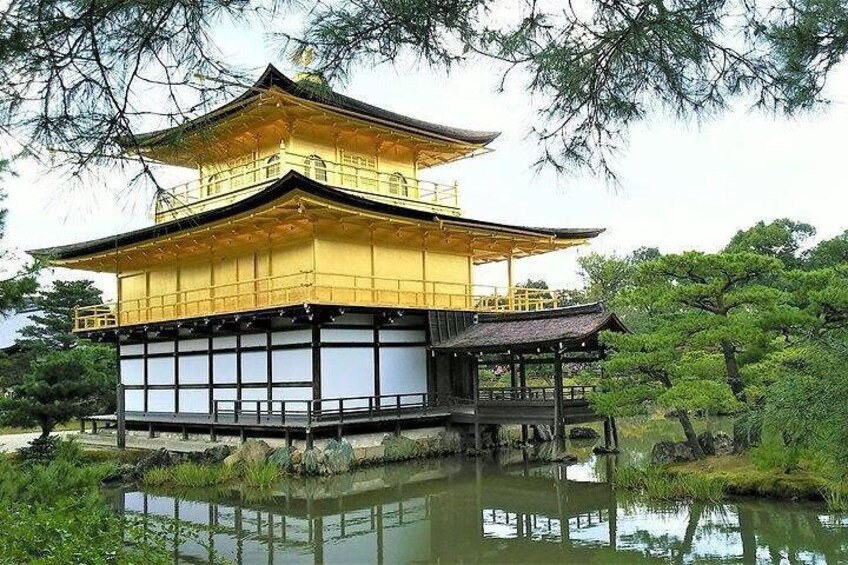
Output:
109,419,848,564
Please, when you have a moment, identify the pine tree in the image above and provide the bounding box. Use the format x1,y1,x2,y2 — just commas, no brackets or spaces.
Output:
19,280,103,351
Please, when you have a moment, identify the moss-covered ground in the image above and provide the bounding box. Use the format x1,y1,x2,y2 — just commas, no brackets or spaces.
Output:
666,454,830,501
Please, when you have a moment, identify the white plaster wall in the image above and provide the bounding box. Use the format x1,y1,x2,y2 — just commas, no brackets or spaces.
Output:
240,351,268,383
212,336,237,349
120,344,144,356
120,359,144,386
125,389,144,411
148,357,175,385
180,338,208,352
272,329,311,345
271,387,313,402
380,329,426,343
179,389,209,413
380,347,428,404
271,348,312,382
148,389,175,412
240,333,267,347
321,328,373,343
212,353,237,384
178,356,208,384
321,348,374,406
148,341,175,354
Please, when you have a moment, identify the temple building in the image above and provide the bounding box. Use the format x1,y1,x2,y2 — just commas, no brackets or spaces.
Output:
30,65,626,448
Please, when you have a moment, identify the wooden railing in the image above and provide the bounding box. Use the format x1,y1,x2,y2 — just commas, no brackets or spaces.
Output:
211,392,453,427
73,270,563,331
154,150,461,221
476,386,596,402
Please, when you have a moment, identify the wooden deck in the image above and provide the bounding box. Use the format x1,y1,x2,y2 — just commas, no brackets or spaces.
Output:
89,386,606,448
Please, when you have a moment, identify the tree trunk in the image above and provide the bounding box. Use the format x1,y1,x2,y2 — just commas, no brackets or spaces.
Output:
677,410,706,459
720,339,745,399
39,419,54,439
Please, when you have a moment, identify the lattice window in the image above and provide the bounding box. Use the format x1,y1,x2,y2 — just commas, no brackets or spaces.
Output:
206,173,225,195
340,150,377,190
304,154,328,182
388,172,409,197
265,154,281,179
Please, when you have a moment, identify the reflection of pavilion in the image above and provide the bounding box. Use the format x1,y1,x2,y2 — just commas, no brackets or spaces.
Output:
110,457,848,564
110,457,633,564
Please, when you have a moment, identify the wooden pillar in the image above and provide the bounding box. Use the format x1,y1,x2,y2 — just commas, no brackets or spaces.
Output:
116,383,126,449
518,357,527,399
603,417,612,450
472,355,481,451
509,352,517,389
507,253,515,310
553,349,565,447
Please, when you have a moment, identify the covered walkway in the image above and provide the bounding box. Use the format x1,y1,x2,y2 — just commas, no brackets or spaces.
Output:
429,303,628,448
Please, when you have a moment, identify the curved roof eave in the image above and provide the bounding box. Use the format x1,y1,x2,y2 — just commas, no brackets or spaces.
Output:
27,171,605,262
123,64,501,149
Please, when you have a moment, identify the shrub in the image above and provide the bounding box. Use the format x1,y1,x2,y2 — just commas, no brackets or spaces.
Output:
750,442,803,474
0,457,176,563
16,435,61,465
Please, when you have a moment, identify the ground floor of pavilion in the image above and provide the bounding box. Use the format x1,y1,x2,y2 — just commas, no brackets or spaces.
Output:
83,303,626,449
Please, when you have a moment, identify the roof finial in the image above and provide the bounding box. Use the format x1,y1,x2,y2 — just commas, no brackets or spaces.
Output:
292,46,326,86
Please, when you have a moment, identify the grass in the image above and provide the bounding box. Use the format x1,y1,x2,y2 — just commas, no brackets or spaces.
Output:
142,461,279,489
241,462,281,489
143,462,238,488
614,464,726,502
0,437,214,563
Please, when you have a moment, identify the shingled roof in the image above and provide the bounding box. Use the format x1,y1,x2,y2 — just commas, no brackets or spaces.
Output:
127,64,500,149
28,171,605,262
430,303,628,353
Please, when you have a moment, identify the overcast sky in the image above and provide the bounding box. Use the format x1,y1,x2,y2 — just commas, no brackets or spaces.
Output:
6,22,848,300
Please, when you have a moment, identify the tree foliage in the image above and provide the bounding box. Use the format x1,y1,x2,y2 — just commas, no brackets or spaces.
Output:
803,229,848,269
725,219,816,268
0,345,116,436
595,217,848,470
19,280,103,351
3,1,848,179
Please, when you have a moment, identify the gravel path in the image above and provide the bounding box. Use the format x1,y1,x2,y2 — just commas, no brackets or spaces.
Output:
0,430,76,452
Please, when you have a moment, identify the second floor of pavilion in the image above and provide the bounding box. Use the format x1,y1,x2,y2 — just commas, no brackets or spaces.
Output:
130,65,499,223
30,173,604,331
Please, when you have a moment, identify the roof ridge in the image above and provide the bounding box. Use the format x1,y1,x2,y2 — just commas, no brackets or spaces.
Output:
127,63,501,149
478,302,605,323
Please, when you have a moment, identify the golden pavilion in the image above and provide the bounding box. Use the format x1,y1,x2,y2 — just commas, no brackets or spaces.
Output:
31,65,625,447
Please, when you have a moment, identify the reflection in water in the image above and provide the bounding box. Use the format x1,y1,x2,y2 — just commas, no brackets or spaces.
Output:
108,452,848,564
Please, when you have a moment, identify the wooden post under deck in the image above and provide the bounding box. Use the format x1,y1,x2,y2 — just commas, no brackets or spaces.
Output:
472,355,481,451
116,383,126,450
553,350,565,447
610,416,620,450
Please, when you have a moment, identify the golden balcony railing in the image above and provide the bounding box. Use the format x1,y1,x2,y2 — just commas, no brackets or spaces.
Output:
73,271,563,331
154,151,461,222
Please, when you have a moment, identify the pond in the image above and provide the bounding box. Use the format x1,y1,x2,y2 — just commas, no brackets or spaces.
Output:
108,419,848,564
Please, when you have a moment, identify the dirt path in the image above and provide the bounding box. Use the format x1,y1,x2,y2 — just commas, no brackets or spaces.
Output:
0,431,76,452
